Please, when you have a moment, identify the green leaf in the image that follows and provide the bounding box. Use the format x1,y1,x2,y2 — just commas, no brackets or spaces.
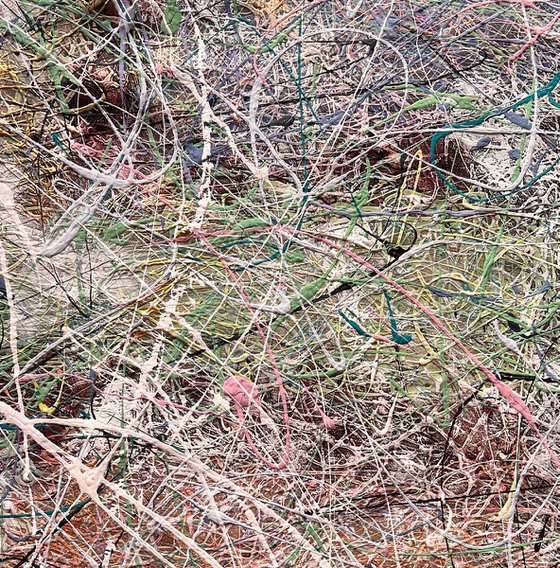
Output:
289,278,326,311
163,0,182,34
232,218,267,230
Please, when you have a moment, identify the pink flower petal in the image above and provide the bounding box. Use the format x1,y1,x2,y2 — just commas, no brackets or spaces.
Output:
322,416,337,430
224,376,261,409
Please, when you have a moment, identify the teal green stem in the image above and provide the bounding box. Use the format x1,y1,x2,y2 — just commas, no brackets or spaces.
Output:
383,290,413,345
